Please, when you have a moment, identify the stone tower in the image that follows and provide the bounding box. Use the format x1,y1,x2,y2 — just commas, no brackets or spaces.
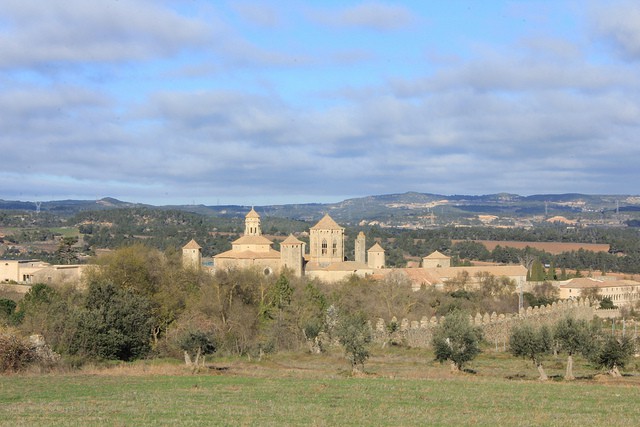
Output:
280,234,305,277
355,231,366,264
309,214,344,267
182,239,202,269
367,243,385,269
244,207,261,236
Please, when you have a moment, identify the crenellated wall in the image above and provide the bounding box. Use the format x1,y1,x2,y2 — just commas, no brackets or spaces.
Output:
373,298,595,350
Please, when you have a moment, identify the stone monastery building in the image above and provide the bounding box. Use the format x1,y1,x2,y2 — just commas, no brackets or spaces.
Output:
182,208,385,282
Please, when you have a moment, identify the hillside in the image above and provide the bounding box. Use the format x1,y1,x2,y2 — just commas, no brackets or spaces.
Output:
2,192,639,227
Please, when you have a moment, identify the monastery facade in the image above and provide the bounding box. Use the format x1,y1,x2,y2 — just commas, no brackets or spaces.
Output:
182,208,385,282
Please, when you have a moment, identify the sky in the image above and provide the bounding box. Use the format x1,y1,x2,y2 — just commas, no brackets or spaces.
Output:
1,0,640,206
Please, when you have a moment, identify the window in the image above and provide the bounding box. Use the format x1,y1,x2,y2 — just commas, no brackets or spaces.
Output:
321,239,328,255
332,240,338,256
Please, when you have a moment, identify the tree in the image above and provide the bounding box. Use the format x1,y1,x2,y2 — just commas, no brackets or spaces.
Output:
592,335,634,377
55,236,79,265
529,259,546,282
509,323,552,380
432,311,483,372
69,281,154,361
553,317,592,380
335,311,372,374
0,299,17,324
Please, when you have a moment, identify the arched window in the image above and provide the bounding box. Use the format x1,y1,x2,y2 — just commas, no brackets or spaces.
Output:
321,239,327,255
332,239,338,256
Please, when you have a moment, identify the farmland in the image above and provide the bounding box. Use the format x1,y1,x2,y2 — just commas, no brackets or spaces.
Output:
2,350,640,426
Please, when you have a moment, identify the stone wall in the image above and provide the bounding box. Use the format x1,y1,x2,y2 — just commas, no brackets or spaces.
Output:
374,298,595,350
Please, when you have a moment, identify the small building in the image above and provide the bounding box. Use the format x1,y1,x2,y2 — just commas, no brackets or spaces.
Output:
422,250,451,268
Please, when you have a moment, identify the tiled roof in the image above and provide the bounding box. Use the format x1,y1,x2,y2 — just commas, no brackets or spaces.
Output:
182,239,201,249
245,207,260,218
232,235,273,245
424,250,448,259
214,248,281,260
433,265,528,278
368,243,385,252
281,234,303,245
559,278,640,289
310,213,343,230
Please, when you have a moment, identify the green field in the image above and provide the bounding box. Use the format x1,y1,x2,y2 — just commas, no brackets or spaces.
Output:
2,350,640,426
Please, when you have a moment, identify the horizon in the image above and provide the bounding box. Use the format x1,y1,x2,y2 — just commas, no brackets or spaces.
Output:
2,190,638,208
2,1,640,205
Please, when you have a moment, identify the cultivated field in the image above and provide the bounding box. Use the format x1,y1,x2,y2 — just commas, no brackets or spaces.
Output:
2,348,640,426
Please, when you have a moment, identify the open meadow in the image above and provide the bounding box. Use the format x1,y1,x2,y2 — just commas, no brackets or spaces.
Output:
2,348,640,426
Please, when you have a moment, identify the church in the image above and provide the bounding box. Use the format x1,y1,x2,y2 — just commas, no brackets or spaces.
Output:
182,207,385,282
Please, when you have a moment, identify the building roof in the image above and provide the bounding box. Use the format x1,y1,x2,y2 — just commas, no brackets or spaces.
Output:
368,242,385,253
396,268,441,286
232,235,273,245
245,207,260,218
281,234,304,245
214,248,281,260
433,265,528,278
182,239,201,250
424,250,449,259
558,278,640,289
310,213,343,230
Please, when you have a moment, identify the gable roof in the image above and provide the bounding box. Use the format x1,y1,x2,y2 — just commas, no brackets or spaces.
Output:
368,242,385,253
424,250,448,259
182,239,201,250
310,213,343,230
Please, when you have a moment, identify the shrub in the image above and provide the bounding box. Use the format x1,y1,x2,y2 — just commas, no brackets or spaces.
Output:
0,329,36,373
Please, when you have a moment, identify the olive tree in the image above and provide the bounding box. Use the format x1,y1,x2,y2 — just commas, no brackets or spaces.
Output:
335,311,372,374
432,311,483,372
509,323,552,380
592,335,634,377
553,316,593,380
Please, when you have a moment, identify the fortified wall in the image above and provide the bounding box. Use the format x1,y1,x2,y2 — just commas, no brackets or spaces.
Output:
373,298,595,351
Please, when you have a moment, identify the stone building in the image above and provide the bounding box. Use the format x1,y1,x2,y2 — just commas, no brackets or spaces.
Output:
183,207,385,281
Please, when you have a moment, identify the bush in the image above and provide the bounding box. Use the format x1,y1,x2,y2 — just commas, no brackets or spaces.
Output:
0,329,36,373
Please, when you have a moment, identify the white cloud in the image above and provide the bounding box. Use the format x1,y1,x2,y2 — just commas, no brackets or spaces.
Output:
0,0,212,69
591,0,640,60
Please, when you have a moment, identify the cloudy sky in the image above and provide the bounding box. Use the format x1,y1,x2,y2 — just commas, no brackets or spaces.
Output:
1,1,639,205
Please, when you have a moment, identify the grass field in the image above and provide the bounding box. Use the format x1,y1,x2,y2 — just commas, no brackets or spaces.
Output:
2,349,640,426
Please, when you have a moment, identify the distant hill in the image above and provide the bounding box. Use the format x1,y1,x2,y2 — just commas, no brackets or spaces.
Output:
1,192,639,225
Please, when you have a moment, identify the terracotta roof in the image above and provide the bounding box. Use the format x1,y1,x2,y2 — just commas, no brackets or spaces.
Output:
182,239,201,250
424,250,448,259
214,248,281,260
559,278,640,289
433,265,528,278
368,243,385,253
397,268,441,286
232,235,273,245
245,207,260,218
310,213,343,230
281,234,303,245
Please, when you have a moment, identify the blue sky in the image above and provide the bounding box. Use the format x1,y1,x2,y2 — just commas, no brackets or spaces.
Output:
1,1,639,205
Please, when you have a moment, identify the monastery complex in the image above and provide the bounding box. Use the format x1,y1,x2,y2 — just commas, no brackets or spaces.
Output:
182,208,530,288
